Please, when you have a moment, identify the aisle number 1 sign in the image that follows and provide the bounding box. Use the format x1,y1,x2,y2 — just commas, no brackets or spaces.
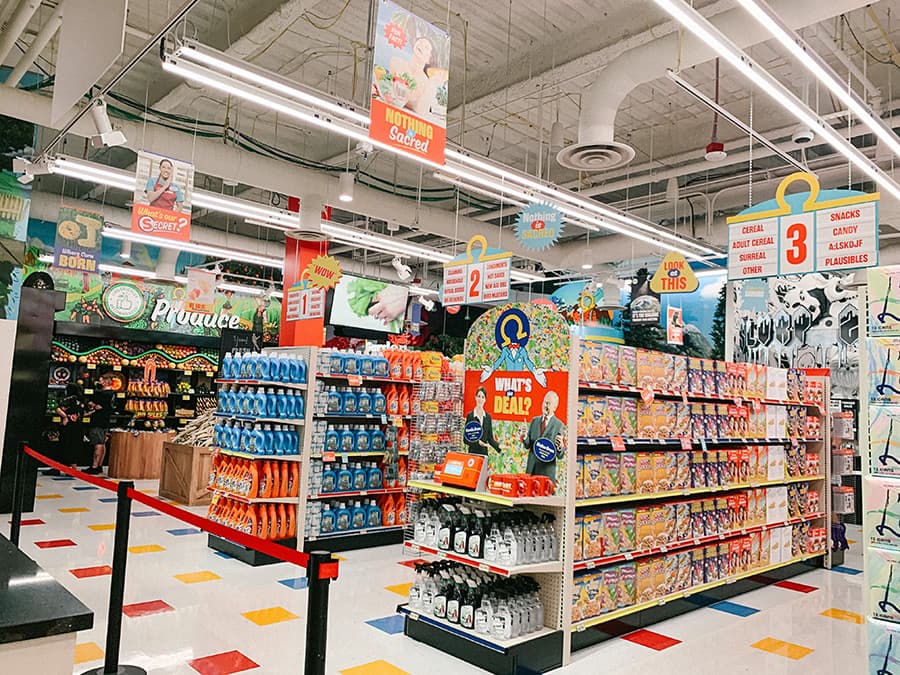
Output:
727,172,878,280
285,279,325,321
442,235,511,307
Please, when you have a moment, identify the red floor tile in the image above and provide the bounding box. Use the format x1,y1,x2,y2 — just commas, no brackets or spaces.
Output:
69,565,112,578
8,518,45,526
397,558,427,569
122,599,175,618
774,580,818,594
622,628,682,651
188,650,260,675
35,539,77,549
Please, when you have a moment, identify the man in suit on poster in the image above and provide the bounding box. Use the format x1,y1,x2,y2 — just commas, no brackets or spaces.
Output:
524,390,565,481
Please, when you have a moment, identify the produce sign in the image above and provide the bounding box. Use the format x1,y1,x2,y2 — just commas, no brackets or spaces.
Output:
132,150,193,242
727,172,878,280
442,235,511,307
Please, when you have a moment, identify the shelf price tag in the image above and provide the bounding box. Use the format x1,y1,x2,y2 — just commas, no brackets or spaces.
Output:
680,437,692,451
87,363,96,370
113,365,122,371
184,369,193,375
699,438,708,452
586,561,596,569
640,388,654,404
682,390,689,405
611,436,626,452
322,452,336,462
182,395,190,401
117,392,125,398
347,374,363,386
84,388,94,395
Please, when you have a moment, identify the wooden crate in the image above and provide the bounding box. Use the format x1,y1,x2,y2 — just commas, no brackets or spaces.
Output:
108,431,176,479
158,442,213,506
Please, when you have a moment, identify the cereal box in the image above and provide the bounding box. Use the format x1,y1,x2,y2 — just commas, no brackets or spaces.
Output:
636,506,655,549
619,347,637,386
582,512,604,559
606,396,623,436
690,500,705,539
691,548,705,586
716,497,731,533
636,349,655,390
757,446,770,482
584,573,603,619
767,486,788,524
736,492,749,528
602,567,620,612
716,450,730,486
652,557,670,598
575,455,585,499
726,449,740,485
663,401,681,438
704,544,720,582
671,354,688,392
602,511,623,555
620,453,637,494
740,536,753,573
702,499,718,536
675,451,691,490
759,529,771,566
674,502,691,542
572,575,587,622
619,508,637,552
601,453,621,496
636,560,655,603
727,495,741,530
621,398,638,437
584,454,604,497
573,514,584,561
653,504,674,546
729,539,743,576
688,357,704,395
739,447,751,483
654,452,672,491
714,360,728,396
618,563,637,607
636,453,655,494
675,551,692,591
701,359,717,396
691,402,706,438
691,450,707,488
674,402,691,438
652,351,670,391
665,555,679,597
718,542,731,578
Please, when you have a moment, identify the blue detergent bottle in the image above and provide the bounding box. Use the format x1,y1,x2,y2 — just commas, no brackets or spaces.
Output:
340,426,355,453
324,425,340,453
237,423,249,452
265,388,277,417
261,424,274,455
296,354,307,383
335,502,351,531
366,499,382,528
326,387,343,414
254,388,267,417
249,424,264,454
351,500,366,529
292,392,304,419
231,351,243,380
336,464,353,492
342,388,358,415
272,425,285,455
213,420,224,448
352,463,367,491
370,428,386,452
367,462,383,490
217,384,228,412
372,389,386,415
321,464,336,493
320,503,336,533
357,389,372,415
257,352,270,381
289,428,300,454
374,354,389,378
240,352,253,379
359,354,374,377
330,350,345,375
355,426,371,452
222,351,233,379
343,352,359,376
276,388,289,417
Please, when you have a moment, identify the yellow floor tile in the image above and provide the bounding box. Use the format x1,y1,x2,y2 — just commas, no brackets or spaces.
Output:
384,582,413,596
59,507,89,513
821,608,864,624
752,637,814,660
242,606,299,626
74,642,104,664
175,570,221,584
128,544,166,554
36,493,63,499
848,539,856,544
88,523,115,531
340,661,410,675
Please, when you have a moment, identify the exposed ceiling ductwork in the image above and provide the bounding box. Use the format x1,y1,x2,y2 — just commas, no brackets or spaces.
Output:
556,0,873,172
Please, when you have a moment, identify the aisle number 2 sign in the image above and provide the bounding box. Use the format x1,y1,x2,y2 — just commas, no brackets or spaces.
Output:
727,172,878,280
442,235,511,307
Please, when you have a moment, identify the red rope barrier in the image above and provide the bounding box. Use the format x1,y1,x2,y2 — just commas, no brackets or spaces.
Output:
24,446,339,580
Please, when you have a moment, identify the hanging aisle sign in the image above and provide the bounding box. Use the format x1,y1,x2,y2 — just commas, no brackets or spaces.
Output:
285,278,325,321
132,151,194,242
515,201,564,250
305,254,342,290
369,0,449,164
54,206,103,273
727,172,878,280
649,251,698,293
185,268,217,314
442,235,511,307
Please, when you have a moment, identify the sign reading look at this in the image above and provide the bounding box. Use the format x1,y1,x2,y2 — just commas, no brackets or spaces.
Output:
442,235,511,307
649,251,699,294
727,172,879,280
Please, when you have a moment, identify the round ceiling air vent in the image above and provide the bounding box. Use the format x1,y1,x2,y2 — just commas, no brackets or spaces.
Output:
556,141,636,171
286,225,328,242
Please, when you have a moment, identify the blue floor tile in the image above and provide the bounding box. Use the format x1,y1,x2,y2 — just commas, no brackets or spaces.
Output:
73,486,99,491
132,511,161,517
832,565,863,575
708,600,759,617
98,497,118,503
214,551,232,559
365,614,405,635
683,593,717,607
51,476,75,481
278,577,308,590
167,527,202,536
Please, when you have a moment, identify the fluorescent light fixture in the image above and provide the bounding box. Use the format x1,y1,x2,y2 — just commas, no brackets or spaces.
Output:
653,0,900,203
735,0,900,161
119,241,131,259
338,172,354,203
192,191,298,229
320,222,454,263
408,286,439,297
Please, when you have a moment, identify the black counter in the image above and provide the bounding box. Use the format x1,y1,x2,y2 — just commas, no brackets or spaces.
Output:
0,534,93,644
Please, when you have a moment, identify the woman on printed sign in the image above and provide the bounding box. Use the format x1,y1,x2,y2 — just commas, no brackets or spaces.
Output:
143,158,185,211
389,37,446,116
464,386,501,456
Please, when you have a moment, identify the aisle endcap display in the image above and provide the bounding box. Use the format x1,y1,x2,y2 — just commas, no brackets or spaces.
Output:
408,479,566,508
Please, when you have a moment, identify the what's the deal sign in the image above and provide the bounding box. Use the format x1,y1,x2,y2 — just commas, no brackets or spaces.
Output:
727,172,878,280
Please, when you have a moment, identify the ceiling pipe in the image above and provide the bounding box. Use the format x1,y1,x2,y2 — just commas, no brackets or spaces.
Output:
557,0,871,172
5,0,66,88
0,0,41,68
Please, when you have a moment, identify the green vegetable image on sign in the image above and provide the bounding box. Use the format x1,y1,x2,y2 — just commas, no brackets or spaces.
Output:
331,274,410,334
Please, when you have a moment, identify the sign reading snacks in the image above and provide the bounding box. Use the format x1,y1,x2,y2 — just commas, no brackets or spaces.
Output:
442,235,511,307
515,201,564,250
305,255,342,290
649,251,698,293
132,150,193,242
727,172,879,280
285,279,325,321
369,0,449,164
54,206,103,273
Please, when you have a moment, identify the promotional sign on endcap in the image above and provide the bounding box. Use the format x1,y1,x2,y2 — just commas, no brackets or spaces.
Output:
185,267,217,314
667,306,683,345
132,150,193,242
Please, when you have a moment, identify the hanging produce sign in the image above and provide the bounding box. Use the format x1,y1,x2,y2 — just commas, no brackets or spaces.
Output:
369,0,449,164
285,278,325,321
442,235,511,307
727,172,878,280
0,170,31,242
515,201,564,250
132,150,193,242
185,267,217,314
54,206,103,273
650,251,698,293
667,306,683,345
305,254,342,290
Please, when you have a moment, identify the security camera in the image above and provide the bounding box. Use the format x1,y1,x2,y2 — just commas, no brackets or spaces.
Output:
391,256,412,281
791,125,815,146
420,297,435,312
89,97,127,148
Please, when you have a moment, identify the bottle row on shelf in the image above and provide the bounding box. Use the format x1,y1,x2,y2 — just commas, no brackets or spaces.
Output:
217,385,306,420
305,493,405,536
314,381,397,416
572,524,828,625
575,445,822,500
209,456,299,500
579,343,824,404
575,482,821,562
208,498,297,540
220,350,308,383
318,347,450,381
410,498,559,567
214,420,301,456
311,461,389,494
406,562,546,640
577,395,821,441
313,421,389,454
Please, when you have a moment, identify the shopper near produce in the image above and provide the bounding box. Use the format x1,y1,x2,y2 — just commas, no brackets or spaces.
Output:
465,386,501,456
49,383,85,476
524,390,565,481
85,374,115,474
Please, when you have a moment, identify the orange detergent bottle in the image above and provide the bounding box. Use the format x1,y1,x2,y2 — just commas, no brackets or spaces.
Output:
208,453,222,489
275,504,288,539
270,461,281,499
402,349,414,380
382,494,396,526
285,505,296,539
256,502,269,539
413,351,423,381
385,385,399,416
248,462,260,499
397,426,409,453
246,504,259,535
387,349,402,379
259,461,273,499
287,463,299,498
395,493,406,525
398,387,410,415
279,462,289,498
398,457,408,486
267,504,279,540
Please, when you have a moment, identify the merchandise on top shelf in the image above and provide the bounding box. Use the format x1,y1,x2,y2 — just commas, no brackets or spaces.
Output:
221,350,308,384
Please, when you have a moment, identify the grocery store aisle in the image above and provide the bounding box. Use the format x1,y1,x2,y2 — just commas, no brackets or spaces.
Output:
21,476,864,674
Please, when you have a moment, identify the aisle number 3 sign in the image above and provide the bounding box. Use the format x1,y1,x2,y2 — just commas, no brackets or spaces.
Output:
727,172,878,280
442,235,511,307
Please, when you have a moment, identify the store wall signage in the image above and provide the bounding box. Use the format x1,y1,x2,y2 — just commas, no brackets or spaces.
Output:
185,267,216,314
629,270,660,326
305,254,342,290
869,266,900,336
442,235,511,307
0,170,31,242
132,150,194,242
650,251,698,293
727,172,879,280
150,298,242,329
463,302,571,490
667,306,683,345
54,206,103,273
515,201,564,250
369,0,449,164
285,279,325,321
102,281,146,322
549,280,625,344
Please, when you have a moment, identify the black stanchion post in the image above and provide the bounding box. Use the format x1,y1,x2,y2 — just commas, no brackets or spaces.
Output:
304,550,335,675
9,442,26,546
82,481,146,675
